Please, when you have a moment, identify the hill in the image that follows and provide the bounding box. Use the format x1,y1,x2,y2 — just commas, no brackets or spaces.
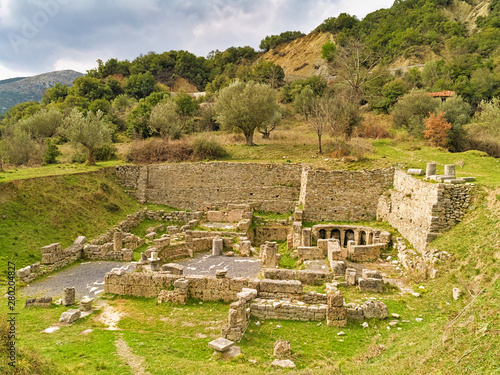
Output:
0,70,83,116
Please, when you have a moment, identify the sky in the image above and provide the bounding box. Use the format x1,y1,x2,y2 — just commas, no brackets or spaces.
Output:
0,0,394,80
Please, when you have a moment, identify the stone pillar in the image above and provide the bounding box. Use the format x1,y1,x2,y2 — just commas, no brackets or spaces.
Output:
345,268,357,286
444,164,456,178
63,287,75,306
79,297,94,312
149,251,160,271
240,240,251,257
426,163,436,177
326,284,346,327
301,228,311,247
113,232,122,252
261,241,280,268
292,222,302,249
212,237,223,256
327,239,342,265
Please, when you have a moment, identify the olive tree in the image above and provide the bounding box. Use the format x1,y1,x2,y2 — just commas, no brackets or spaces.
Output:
62,109,113,165
214,80,280,145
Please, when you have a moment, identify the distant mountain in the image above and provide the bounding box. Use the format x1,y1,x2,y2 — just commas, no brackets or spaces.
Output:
0,70,83,115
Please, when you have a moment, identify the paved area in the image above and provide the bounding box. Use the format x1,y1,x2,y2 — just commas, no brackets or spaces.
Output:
21,261,135,299
178,253,262,278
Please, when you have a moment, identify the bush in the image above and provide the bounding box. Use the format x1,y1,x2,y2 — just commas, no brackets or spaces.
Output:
95,144,117,161
43,138,60,164
193,137,228,159
127,138,194,163
322,137,373,160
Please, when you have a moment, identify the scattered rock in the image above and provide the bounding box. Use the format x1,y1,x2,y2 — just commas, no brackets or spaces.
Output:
273,340,291,359
272,359,296,369
59,309,81,324
453,288,462,300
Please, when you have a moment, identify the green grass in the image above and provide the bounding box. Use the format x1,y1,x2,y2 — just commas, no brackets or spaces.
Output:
0,169,142,281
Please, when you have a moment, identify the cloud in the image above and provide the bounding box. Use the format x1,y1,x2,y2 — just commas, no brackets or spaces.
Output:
0,0,394,80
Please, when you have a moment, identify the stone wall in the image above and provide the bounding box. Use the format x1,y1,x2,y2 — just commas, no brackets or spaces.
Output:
250,299,327,321
250,226,289,246
262,268,333,286
377,170,473,251
116,163,303,212
299,167,394,222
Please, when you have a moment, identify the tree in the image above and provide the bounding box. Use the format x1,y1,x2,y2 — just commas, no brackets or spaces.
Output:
124,72,158,100
321,41,337,63
42,83,69,105
424,112,452,147
252,61,285,88
214,80,280,145
329,89,363,138
293,85,315,120
17,108,64,138
148,100,182,139
310,97,333,154
62,109,113,165
440,96,471,151
392,90,440,136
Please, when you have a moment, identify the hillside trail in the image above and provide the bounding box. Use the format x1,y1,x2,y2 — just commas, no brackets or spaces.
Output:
115,333,152,375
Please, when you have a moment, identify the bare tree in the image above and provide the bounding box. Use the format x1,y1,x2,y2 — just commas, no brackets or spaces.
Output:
310,97,334,154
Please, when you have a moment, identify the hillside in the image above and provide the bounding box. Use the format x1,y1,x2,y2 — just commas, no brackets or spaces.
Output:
0,70,83,115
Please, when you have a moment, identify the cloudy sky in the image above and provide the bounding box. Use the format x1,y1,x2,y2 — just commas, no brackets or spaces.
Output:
0,0,394,80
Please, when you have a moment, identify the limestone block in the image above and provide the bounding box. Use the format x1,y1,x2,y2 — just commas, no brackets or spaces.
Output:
359,278,385,293
361,269,383,279
345,303,364,320
239,240,251,257
317,239,328,256
453,288,461,300
161,263,184,275
328,239,342,263
292,221,302,249
59,309,81,324
301,228,312,247
379,231,392,244
228,209,245,223
407,169,425,175
174,278,189,292
167,226,180,235
330,261,346,276
361,300,388,319
212,237,223,256
238,219,251,232
207,211,226,222
17,266,31,279
272,359,296,369
25,297,52,308
62,287,75,306
41,243,62,254
122,250,134,261
294,209,303,221
113,232,123,252
100,242,113,257
74,236,87,246
145,232,157,241
79,297,94,312
146,227,156,234
345,268,357,286
153,237,170,249
327,290,344,308
273,340,291,359
216,269,228,279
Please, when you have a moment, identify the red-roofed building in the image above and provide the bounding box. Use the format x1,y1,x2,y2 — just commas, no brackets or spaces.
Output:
429,91,455,101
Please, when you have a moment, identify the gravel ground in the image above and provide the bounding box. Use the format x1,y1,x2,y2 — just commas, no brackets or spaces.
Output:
178,253,262,278
21,261,136,300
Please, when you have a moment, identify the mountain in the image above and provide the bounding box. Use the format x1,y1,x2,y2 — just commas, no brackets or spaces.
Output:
0,70,83,115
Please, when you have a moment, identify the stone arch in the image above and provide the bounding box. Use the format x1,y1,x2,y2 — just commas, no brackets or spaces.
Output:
359,231,367,245
368,232,374,245
318,229,326,239
331,229,341,242
344,229,355,247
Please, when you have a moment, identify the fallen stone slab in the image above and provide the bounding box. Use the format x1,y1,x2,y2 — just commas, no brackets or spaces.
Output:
59,309,81,324
272,359,296,369
208,337,234,352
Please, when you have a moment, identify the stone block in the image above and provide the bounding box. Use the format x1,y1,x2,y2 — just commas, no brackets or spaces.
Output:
228,209,245,223
238,219,251,232
272,359,296,369
330,261,346,276
359,278,385,293
17,266,31,279
59,309,81,324
62,287,75,306
239,240,251,257
79,297,94,312
207,211,226,222
294,209,303,221
345,303,364,320
379,231,391,244
361,300,389,319
444,164,456,178
41,243,61,254
167,226,180,235
274,340,291,359
345,268,357,286
361,269,383,279
426,163,436,177
74,236,87,246
327,290,344,308
209,337,235,352
161,263,184,275
216,269,227,279
212,237,223,256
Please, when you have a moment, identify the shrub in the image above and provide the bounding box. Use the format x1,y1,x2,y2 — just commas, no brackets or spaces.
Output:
127,138,194,163
193,137,228,159
95,144,117,161
43,138,60,164
424,112,452,147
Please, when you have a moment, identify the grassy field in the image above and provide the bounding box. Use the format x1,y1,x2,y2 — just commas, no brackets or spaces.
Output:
0,130,499,374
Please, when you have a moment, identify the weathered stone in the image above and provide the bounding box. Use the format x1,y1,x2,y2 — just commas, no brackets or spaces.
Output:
330,261,346,276
113,232,122,252
207,211,225,222
272,359,296,369
345,268,357,286
216,269,227,279
212,237,223,256
426,163,436,178
361,300,389,319
301,228,312,247
161,263,184,275
239,240,251,257
208,337,234,352
453,287,461,300
273,340,291,359
407,169,425,175
79,297,94,312
361,269,383,279
59,309,81,324
74,236,87,246
62,287,75,306
444,164,456,178
359,277,385,293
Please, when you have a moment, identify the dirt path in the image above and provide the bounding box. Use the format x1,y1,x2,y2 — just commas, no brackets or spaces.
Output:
115,334,152,375
95,302,124,330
